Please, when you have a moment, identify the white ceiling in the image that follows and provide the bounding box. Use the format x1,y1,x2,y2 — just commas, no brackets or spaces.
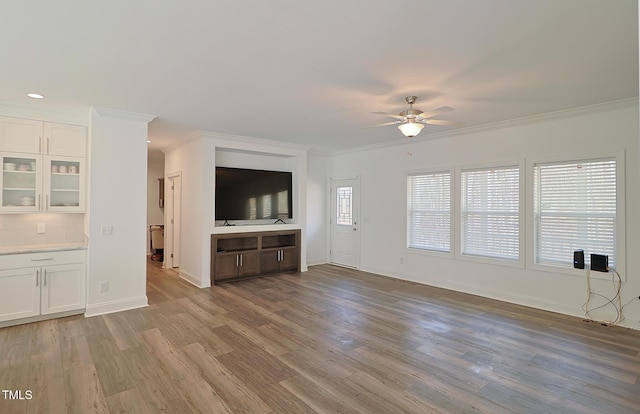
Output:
1,0,637,153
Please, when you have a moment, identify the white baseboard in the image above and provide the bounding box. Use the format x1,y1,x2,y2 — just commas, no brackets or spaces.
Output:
84,296,148,317
359,264,640,331
179,268,207,288
306,259,328,267
0,309,84,328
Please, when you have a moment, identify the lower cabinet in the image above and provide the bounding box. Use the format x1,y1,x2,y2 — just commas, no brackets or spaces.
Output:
40,263,86,315
215,251,260,282
261,246,299,274
211,230,300,284
0,249,86,325
0,267,40,321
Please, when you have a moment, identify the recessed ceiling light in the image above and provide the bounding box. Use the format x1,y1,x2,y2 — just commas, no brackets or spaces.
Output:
27,93,44,99
147,140,152,143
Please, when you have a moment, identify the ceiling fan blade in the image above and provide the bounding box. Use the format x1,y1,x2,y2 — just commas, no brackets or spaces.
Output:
424,119,464,126
371,111,405,120
420,106,455,118
363,120,402,128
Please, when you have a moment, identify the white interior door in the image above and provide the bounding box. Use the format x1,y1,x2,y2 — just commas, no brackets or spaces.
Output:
330,178,360,268
171,175,181,268
165,173,181,269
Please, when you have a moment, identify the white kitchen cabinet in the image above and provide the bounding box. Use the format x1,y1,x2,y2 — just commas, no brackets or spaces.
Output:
0,116,42,154
44,122,86,157
0,152,43,212
0,250,86,325
0,118,86,213
40,263,86,315
0,267,40,322
44,156,85,211
0,117,86,157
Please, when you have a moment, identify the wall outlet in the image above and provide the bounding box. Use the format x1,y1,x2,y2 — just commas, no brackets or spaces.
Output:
100,225,113,236
37,223,46,234
99,281,109,292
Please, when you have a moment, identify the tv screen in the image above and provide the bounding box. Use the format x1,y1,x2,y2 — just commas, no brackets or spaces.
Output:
215,167,293,221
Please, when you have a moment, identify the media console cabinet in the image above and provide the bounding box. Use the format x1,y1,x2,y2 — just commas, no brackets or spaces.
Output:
210,229,300,284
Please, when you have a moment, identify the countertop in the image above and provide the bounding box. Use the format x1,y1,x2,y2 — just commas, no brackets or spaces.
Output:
0,243,88,256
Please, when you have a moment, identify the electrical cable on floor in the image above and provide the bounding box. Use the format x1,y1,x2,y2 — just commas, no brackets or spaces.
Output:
620,294,639,314
582,269,592,317
582,268,623,326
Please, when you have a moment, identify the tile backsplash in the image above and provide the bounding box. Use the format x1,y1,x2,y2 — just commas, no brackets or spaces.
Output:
0,213,85,246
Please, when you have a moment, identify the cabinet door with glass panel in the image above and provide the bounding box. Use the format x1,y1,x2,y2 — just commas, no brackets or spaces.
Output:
0,152,43,212
44,156,85,212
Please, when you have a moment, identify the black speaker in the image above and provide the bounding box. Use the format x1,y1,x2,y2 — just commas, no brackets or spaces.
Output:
590,254,609,272
573,250,584,269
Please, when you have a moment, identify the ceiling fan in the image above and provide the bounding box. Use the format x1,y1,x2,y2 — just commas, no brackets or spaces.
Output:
369,96,460,138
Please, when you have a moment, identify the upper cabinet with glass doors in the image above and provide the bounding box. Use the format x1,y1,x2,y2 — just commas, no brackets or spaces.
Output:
0,116,86,212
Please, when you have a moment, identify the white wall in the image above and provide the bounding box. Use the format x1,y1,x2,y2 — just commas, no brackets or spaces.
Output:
329,100,640,330
85,108,154,316
163,138,211,287
307,151,328,265
147,155,165,254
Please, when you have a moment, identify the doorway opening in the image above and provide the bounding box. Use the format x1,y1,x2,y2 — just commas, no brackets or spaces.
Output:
164,172,182,270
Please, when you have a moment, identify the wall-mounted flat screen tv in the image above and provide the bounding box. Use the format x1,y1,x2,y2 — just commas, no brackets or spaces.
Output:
215,167,293,221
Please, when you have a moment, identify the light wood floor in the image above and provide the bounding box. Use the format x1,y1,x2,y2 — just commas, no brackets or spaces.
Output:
1,261,639,413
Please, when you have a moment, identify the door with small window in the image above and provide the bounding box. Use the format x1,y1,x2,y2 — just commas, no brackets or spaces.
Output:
330,178,360,268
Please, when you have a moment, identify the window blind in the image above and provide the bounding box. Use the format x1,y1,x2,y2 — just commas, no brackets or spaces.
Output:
407,172,451,252
461,166,520,260
534,158,616,268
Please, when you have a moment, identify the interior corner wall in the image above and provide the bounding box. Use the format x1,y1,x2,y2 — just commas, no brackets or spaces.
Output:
86,109,150,316
329,102,640,330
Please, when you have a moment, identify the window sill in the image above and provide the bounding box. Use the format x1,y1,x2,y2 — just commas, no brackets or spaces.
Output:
527,262,623,281
405,247,453,259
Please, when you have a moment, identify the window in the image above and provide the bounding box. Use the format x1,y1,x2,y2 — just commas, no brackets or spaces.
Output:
461,166,520,260
407,171,451,252
262,194,272,218
277,191,288,218
534,158,617,269
336,186,353,225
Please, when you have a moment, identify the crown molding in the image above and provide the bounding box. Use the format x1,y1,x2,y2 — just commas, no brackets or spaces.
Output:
197,130,311,152
0,99,90,125
308,148,329,158
161,129,311,157
331,98,639,157
92,107,156,123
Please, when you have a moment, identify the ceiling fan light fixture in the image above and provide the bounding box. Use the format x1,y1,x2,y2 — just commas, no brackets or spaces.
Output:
398,122,424,138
